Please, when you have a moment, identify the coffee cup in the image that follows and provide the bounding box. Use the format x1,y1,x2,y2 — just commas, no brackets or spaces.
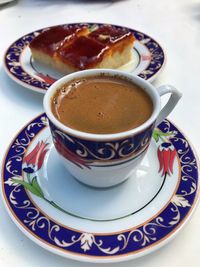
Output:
43,69,182,188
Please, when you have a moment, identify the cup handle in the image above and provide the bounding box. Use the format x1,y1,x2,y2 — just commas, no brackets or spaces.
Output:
156,85,182,126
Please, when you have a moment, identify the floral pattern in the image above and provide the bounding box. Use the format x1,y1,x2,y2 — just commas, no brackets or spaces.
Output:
134,32,165,80
23,141,49,172
2,114,199,261
157,143,176,177
16,141,49,199
54,136,92,169
50,120,154,168
4,23,165,93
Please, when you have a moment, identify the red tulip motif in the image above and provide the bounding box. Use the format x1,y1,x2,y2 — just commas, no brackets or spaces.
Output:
23,141,49,173
157,142,176,177
54,137,91,169
37,72,56,84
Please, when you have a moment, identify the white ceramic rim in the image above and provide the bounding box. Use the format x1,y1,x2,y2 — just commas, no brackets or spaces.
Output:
43,69,161,140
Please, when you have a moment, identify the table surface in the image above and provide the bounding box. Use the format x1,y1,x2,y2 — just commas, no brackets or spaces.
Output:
0,0,200,266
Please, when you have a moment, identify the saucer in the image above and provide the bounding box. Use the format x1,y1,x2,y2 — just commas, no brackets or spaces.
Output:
4,23,165,94
2,114,199,263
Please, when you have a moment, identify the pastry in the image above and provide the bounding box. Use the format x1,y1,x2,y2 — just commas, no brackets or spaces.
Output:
29,24,135,73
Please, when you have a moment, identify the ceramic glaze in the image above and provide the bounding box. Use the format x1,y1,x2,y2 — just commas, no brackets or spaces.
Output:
2,113,199,262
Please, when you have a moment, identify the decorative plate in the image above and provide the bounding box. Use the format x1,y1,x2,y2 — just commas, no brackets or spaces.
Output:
2,114,199,263
4,23,165,94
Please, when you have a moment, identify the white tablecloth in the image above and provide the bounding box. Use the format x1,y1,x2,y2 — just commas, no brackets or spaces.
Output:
0,0,200,266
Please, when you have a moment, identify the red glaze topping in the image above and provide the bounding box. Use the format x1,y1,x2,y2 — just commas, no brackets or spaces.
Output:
89,25,133,44
30,24,134,70
30,25,82,55
57,36,108,69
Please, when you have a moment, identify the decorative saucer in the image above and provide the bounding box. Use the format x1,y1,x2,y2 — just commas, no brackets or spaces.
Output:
2,114,199,263
4,23,165,94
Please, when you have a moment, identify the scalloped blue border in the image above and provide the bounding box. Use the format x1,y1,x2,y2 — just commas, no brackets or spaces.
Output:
2,114,199,258
4,23,165,93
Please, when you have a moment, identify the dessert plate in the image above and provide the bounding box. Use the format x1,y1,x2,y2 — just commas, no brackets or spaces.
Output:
4,23,165,94
2,114,199,263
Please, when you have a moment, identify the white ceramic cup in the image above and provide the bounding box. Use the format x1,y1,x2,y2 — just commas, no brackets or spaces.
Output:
44,69,182,188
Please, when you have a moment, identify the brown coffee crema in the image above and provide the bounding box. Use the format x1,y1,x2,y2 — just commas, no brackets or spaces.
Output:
51,76,153,134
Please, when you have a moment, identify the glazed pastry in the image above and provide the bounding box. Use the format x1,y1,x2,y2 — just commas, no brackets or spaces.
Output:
29,25,88,72
29,24,135,73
